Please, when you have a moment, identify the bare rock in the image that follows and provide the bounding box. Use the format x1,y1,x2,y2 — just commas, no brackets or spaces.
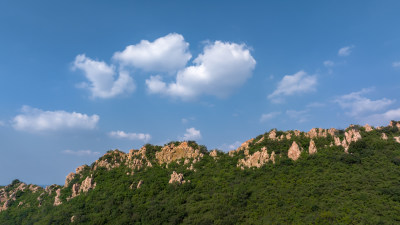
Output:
364,124,373,132
71,183,80,198
28,184,41,193
256,136,265,144
309,139,317,155
268,130,277,140
294,130,301,136
137,180,143,189
156,142,203,165
94,150,126,171
210,150,218,157
53,189,62,206
80,176,96,193
169,171,185,184
382,133,388,140
75,165,87,174
64,172,75,187
328,128,338,137
285,133,292,140
238,147,275,169
394,136,400,144
288,141,301,161
71,215,76,223
235,138,254,155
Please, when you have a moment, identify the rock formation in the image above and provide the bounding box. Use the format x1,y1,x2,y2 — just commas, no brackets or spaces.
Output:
394,136,400,144
53,189,62,206
169,171,185,184
309,140,317,155
156,142,204,165
382,133,388,140
210,150,218,157
364,124,373,132
288,141,301,161
237,147,275,169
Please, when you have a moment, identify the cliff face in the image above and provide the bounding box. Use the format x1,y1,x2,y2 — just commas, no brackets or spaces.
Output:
2,121,400,224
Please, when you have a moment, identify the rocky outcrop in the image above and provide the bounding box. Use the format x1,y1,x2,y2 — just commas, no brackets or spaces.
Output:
65,172,75,187
309,140,317,155
382,133,388,140
137,180,143,189
364,124,373,132
268,130,277,140
53,189,62,206
210,150,218,158
94,150,126,171
156,142,204,165
169,171,186,184
0,182,28,211
28,184,41,193
256,136,265,144
394,136,400,144
80,176,96,193
238,147,275,169
127,146,152,170
288,141,301,161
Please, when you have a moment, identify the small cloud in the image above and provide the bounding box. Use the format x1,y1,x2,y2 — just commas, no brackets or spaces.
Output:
334,88,394,117
286,110,309,123
268,70,317,103
109,130,151,142
181,117,195,124
180,127,201,140
338,45,354,57
323,60,334,67
260,112,281,122
62,149,100,157
392,61,400,68
12,106,99,132
219,141,242,151
306,102,325,108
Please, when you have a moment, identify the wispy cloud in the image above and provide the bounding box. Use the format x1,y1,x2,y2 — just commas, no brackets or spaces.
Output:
392,61,400,68
338,45,354,56
12,106,99,132
62,149,100,157
323,60,334,67
260,112,281,122
109,130,151,142
334,88,394,117
362,108,400,126
286,110,309,123
268,70,317,103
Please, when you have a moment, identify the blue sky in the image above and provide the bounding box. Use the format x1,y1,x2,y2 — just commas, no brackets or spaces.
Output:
1,0,400,185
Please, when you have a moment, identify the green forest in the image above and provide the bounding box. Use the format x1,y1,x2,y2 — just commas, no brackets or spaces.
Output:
1,122,400,224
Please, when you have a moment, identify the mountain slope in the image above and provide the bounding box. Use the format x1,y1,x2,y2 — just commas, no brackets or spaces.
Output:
1,122,400,224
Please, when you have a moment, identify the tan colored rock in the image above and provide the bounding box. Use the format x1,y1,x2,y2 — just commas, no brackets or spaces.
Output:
238,147,274,169
71,215,76,223
75,165,87,174
53,189,62,206
80,176,96,193
294,130,301,136
268,130,277,140
309,140,317,155
28,184,41,193
394,136,400,143
307,128,318,138
235,138,254,154
285,133,292,140
364,124,373,132
382,133,388,140
256,136,265,144
288,141,301,161
64,172,75,187
71,183,80,198
94,150,126,170
169,171,185,184
334,136,341,146
137,180,143,189
210,150,218,157
328,128,337,137
156,142,203,165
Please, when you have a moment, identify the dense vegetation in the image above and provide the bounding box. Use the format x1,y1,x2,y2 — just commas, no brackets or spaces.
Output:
1,123,400,224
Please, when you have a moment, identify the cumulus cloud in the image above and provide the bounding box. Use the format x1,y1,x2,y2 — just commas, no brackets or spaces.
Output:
180,127,201,140
146,41,256,100
109,130,151,142
73,54,135,99
12,106,99,132
334,88,394,117
362,108,400,126
392,61,400,68
268,70,317,102
260,112,281,122
62,149,100,157
338,45,354,56
113,33,191,73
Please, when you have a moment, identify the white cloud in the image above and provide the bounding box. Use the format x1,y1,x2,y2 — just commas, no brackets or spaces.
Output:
392,61,400,68
260,112,281,122
219,141,242,151
62,149,100,157
268,70,317,102
323,60,334,67
362,108,400,126
13,106,99,132
286,110,309,123
334,88,394,117
338,45,354,56
113,33,191,73
306,102,325,108
146,41,256,100
73,54,135,99
109,130,151,142
180,127,201,140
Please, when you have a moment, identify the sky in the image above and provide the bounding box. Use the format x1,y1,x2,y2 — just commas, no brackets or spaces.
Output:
1,0,400,185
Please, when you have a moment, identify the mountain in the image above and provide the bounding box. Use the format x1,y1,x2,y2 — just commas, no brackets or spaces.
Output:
1,121,400,224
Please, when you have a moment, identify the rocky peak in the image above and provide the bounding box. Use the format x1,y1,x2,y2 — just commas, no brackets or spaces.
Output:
169,171,186,184
94,150,126,170
155,142,204,165
210,150,218,158
309,140,317,155
53,189,62,206
288,141,301,161
364,124,373,132
238,146,275,169
268,130,277,140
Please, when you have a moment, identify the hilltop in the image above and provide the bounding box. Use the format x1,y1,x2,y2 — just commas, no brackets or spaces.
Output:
1,121,400,224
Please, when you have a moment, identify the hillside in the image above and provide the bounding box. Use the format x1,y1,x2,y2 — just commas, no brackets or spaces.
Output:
1,121,400,224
